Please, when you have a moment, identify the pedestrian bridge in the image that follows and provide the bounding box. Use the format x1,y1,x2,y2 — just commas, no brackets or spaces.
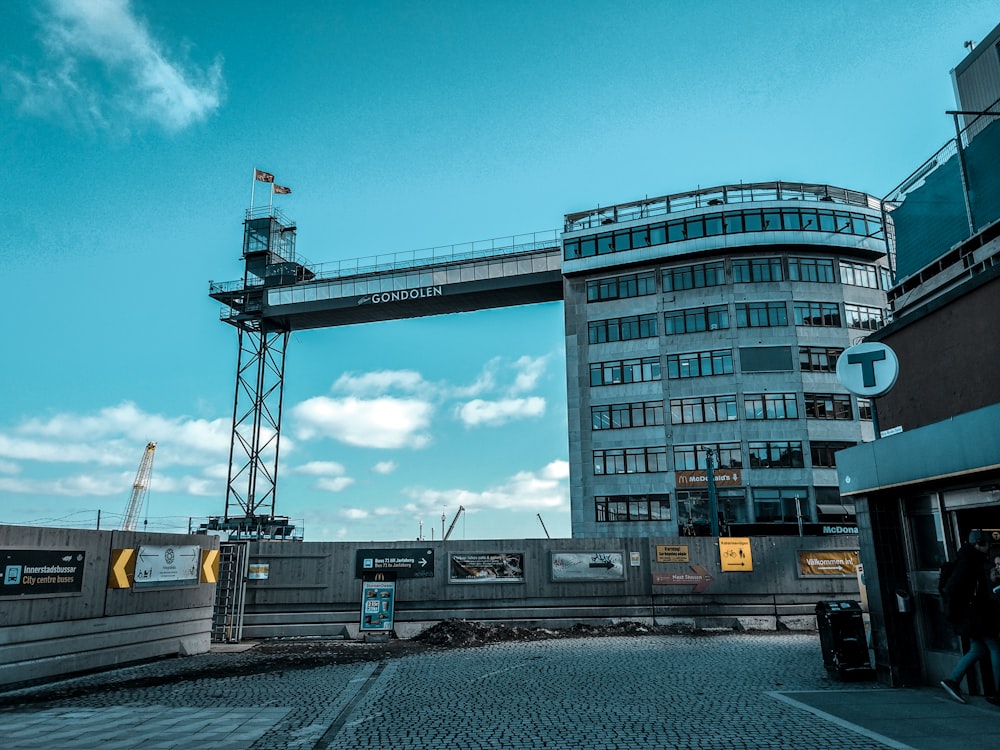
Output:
209,228,564,331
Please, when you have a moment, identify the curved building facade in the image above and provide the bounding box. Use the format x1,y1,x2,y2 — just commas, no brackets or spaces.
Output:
561,182,891,538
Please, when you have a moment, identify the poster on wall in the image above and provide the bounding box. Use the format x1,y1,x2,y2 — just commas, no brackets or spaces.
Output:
449,553,524,583
1,549,86,596
797,549,860,577
550,552,626,581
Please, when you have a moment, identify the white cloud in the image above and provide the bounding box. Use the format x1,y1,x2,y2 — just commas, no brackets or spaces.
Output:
510,354,550,394
316,476,355,493
292,395,432,449
5,0,224,132
456,397,546,427
294,460,347,476
6,402,231,468
372,461,397,474
403,461,569,515
340,507,368,520
332,370,428,396
540,460,569,480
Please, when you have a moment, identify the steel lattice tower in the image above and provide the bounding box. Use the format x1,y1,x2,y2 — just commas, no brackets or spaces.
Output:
206,207,306,540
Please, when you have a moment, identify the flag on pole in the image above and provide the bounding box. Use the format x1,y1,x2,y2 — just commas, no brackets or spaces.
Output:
254,168,275,183
273,184,291,195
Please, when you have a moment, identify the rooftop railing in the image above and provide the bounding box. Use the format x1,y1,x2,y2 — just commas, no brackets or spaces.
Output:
563,181,883,232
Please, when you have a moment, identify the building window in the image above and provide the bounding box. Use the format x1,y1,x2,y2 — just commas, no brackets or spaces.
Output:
844,303,886,331
732,257,783,283
736,301,788,328
810,441,856,467
748,441,804,468
839,260,880,289
744,392,798,420
595,494,671,523
677,489,748,533
670,394,738,424
594,447,668,474
586,271,656,302
592,401,664,430
665,304,729,334
753,487,808,523
673,443,742,470
799,346,843,372
565,207,883,260
857,398,873,421
788,257,835,282
793,301,841,327
590,357,661,386
667,349,734,379
662,261,726,291
804,393,853,420
588,313,658,343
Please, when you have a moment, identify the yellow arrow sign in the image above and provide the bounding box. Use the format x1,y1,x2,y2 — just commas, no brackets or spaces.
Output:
108,548,135,589
201,549,220,583
719,537,753,572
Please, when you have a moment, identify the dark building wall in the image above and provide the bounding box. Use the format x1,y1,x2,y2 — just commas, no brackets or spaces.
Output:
874,271,1000,431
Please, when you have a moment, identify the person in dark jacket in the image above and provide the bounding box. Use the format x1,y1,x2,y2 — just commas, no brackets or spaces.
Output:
940,529,1000,705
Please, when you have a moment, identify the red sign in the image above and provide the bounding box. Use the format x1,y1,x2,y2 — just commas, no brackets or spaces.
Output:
652,564,713,592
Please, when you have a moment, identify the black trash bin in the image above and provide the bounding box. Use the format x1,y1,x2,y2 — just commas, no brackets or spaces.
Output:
815,600,874,680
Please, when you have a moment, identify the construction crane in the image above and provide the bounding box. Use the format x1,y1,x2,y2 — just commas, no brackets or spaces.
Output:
122,442,156,531
443,505,465,540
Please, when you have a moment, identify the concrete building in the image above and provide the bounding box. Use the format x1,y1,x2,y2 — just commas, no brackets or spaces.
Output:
837,23,1000,689
559,181,891,539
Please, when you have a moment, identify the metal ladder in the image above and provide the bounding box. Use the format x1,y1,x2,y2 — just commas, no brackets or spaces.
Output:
212,541,248,643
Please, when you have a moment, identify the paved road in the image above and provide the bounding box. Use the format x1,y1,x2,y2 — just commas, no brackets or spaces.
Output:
0,633,995,749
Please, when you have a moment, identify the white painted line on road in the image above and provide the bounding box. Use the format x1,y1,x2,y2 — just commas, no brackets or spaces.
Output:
766,691,916,750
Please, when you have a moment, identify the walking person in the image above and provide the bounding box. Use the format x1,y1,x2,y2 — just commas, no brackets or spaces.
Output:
940,529,1000,705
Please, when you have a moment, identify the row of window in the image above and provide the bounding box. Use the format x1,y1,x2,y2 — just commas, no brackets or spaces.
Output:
565,206,885,262
596,484,848,524
593,439,858,474
589,347,879,384
585,257,891,302
593,394,868,428
588,300,886,343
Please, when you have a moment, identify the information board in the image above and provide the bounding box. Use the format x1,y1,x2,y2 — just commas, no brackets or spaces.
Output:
133,545,200,588
355,548,434,578
2,549,86,596
719,538,753,572
360,578,396,632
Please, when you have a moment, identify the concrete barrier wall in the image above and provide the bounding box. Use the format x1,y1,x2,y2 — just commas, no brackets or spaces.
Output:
0,525,219,687
243,535,861,638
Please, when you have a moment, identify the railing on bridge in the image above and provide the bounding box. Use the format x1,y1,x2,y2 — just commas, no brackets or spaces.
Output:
210,228,562,301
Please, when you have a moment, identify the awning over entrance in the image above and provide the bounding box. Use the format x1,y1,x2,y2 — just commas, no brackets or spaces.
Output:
817,503,856,516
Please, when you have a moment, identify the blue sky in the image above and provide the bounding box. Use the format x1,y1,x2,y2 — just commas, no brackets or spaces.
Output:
1,1,997,542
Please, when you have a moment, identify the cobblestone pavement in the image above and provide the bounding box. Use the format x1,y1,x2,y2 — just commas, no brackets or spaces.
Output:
0,632,972,749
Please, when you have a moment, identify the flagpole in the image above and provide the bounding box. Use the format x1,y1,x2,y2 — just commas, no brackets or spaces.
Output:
250,168,256,212
269,183,274,211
